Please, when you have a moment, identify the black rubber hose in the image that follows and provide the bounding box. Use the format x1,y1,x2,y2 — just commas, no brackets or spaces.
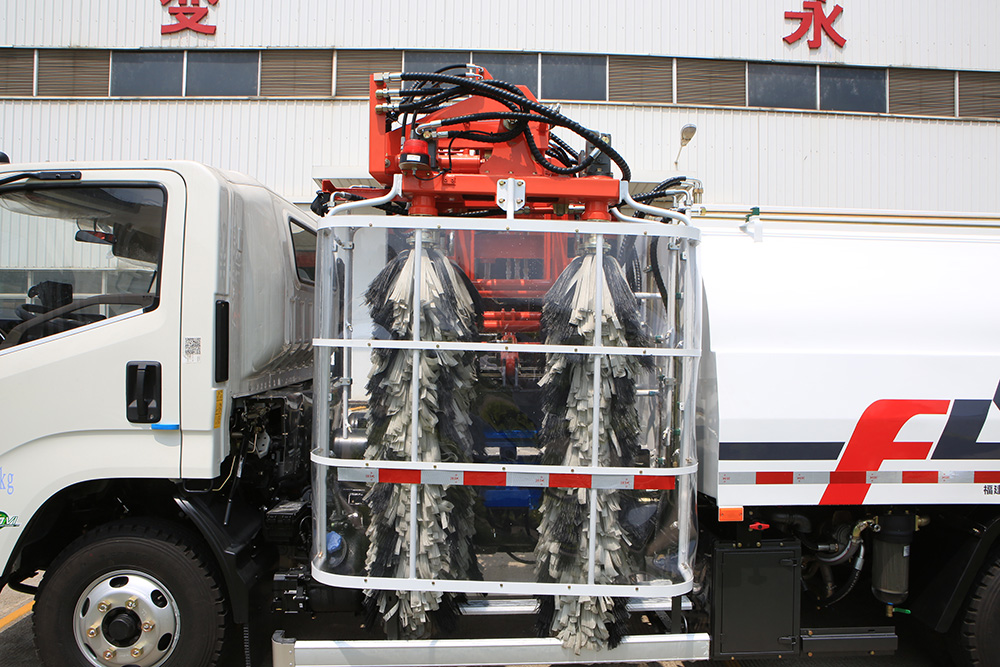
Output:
399,76,531,115
546,146,575,168
398,72,632,181
550,133,580,160
653,176,687,191
648,237,672,308
448,119,529,144
426,112,595,174
633,176,689,202
821,544,865,607
521,124,595,175
394,88,452,97
412,110,596,173
396,86,470,113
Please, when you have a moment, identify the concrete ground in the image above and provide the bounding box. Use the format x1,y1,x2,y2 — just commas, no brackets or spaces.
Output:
0,577,950,667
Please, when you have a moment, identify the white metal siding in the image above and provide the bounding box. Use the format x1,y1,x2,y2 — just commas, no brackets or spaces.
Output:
2,98,997,213
2,1,999,71
0,99,367,203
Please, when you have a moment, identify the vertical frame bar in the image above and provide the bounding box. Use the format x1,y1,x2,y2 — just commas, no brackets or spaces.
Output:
587,234,605,586
312,227,338,568
408,230,424,579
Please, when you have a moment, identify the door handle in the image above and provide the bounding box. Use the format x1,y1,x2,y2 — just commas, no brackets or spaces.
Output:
126,361,161,424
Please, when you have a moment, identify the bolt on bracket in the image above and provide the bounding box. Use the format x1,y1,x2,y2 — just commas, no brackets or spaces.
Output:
496,178,526,220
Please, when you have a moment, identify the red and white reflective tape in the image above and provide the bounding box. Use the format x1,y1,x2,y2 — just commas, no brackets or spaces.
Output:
719,470,995,485
338,467,676,490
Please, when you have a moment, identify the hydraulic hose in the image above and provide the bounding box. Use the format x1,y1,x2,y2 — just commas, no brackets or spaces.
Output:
395,72,632,181
817,518,874,566
550,133,580,160
417,111,598,174
821,543,865,607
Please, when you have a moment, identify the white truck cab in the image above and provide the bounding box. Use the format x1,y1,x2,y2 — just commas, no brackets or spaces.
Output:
0,161,316,666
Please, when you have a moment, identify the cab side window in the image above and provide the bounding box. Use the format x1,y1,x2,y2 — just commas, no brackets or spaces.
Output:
289,218,316,284
0,185,166,350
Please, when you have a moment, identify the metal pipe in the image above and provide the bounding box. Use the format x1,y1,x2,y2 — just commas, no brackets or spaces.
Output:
619,182,695,226
340,228,356,440
323,173,403,221
312,226,338,572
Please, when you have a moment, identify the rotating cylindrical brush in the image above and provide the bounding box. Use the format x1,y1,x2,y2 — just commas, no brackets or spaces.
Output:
362,233,482,638
534,239,651,653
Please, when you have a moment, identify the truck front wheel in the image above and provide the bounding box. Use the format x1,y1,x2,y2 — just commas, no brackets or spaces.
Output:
33,520,227,667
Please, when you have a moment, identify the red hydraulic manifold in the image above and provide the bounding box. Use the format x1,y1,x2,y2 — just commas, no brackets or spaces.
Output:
317,65,628,334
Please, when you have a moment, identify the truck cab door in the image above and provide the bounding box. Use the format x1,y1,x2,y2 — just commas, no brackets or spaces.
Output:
0,169,186,533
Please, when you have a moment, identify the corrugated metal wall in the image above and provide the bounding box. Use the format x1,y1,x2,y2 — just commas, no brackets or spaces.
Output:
2,98,997,212
2,0,999,71
0,99,368,202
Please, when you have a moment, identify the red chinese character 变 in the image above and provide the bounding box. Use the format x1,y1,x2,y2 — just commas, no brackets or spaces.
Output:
161,0,220,35
784,0,846,49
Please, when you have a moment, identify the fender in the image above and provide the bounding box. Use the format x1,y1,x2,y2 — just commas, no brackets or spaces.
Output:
173,492,275,625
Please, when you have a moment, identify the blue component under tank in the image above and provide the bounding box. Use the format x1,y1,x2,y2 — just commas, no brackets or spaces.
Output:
481,487,542,510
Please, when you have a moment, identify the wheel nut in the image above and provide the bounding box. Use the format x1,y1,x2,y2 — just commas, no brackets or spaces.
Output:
97,602,110,613
103,649,116,660
131,647,143,658
87,627,98,638
142,621,155,632
125,598,137,609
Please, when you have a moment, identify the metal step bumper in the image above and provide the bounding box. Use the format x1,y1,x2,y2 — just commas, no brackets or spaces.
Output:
272,631,711,667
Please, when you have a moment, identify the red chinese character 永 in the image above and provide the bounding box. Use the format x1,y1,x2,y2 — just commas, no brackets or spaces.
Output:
784,0,846,49
161,0,220,35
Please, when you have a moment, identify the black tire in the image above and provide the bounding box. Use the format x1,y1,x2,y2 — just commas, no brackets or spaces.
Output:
33,520,227,667
955,554,1000,666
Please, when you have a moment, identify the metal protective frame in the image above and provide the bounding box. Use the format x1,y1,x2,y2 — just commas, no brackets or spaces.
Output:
312,211,701,598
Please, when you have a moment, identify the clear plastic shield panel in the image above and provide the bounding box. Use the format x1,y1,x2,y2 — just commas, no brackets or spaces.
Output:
313,218,700,601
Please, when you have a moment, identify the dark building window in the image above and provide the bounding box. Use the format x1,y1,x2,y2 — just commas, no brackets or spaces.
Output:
111,51,183,97
473,52,538,95
401,51,470,91
749,63,816,109
820,66,886,112
404,51,470,75
540,54,606,101
186,51,259,97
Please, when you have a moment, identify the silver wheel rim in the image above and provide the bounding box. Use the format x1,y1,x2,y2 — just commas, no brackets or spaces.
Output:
72,569,180,667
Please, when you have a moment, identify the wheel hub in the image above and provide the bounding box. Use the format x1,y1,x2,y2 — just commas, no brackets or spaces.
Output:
103,608,141,647
74,570,179,667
